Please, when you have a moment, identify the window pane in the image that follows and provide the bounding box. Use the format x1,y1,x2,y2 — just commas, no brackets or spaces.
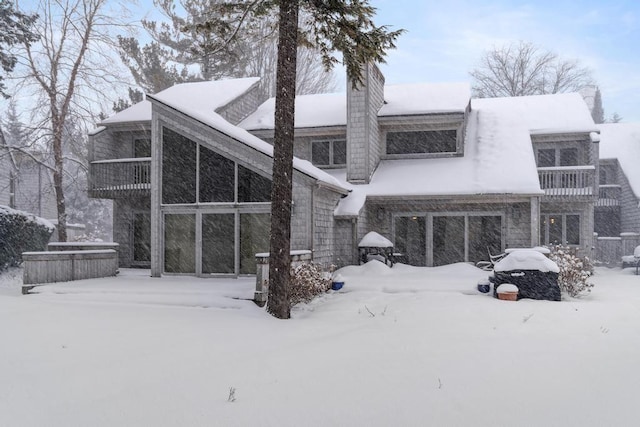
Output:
433,216,465,266
537,149,555,167
202,213,235,274
548,215,563,245
394,216,426,266
240,213,270,274
164,214,195,273
387,130,457,155
468,216,502,264
566,214,580,245
560,148,578,166
199,145,235,203
162,128,196,204
238,165,271,203
333,140,347,165
312,141,330,165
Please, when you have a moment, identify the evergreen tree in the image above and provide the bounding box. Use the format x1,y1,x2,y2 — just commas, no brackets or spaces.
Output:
192,0,403,318
0,0,39,98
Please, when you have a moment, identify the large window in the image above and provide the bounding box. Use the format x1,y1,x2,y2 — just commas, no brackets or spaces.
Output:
162,127,272,205
312,139,346,167
162,128,196,204
386,130,457,155
164,214,196,273
394,216,426,266
540,213,581,245
394,213,502,266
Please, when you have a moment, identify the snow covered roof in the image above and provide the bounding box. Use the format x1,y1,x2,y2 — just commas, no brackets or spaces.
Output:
330,93,597,216
472,92,597,135
147,81,348,193
99,100,151,125
240,82,470,131
598,122,640,198
99,77,261,126
380,82,470,116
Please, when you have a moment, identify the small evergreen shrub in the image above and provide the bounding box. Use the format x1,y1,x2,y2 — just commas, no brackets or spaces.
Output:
548,244,594,297
0,205,55,270
289,263,332,305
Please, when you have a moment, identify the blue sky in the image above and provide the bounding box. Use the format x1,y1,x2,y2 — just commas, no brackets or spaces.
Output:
366,0,640,121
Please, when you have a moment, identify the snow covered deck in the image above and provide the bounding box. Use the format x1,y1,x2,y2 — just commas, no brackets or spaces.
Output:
538,166,596,198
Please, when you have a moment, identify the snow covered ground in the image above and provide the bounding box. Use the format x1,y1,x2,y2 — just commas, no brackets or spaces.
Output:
1,263,639,426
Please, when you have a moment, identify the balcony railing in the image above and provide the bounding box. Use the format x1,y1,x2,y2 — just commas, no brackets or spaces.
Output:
537,166,595,198
597,184,621,206
89,157,151,198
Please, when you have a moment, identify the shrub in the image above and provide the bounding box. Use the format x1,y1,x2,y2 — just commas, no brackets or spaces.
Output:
289,263,332,305
0,205,55,271
547,244,594,297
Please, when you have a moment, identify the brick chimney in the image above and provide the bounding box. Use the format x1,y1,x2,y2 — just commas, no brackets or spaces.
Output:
346,62,385,184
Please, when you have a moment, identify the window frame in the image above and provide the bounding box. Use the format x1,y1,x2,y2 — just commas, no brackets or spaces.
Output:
311,138,347,167
539,213,581,246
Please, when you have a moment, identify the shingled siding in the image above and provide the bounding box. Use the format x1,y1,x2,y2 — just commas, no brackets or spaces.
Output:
347,62,384,183
617,166,640,233
217,84,264,125
311,186,343,268
113,196,150,267
334,219,356,267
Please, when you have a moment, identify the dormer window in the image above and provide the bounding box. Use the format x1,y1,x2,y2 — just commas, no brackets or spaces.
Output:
312,139,346,167
386,130,457,155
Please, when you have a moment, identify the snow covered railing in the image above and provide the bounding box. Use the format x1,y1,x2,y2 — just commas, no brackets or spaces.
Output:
538,166,595,197
89,158,151,197
22,249,118,294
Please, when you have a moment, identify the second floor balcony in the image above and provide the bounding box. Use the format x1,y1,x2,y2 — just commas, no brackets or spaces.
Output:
89,158,151,199
596,184,621,207
537,166,595,200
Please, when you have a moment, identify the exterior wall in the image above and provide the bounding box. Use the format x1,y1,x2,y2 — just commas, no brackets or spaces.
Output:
540,200,595,257
617,166,640,233
346,62,384,183
345,198,530,266
89,127,151,163
217,84,264,125
150,101,344,276
13,156,57,220
113,196,151,268
311,186,343,268
0,147,13,206
334,218,356,267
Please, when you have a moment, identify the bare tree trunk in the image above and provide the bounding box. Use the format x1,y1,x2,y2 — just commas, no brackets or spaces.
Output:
52,124,67,242
266,0,299,319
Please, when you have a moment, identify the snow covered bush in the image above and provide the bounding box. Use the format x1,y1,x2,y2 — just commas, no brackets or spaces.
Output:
547,245,594,297
289,263,332,305
0,205,55,270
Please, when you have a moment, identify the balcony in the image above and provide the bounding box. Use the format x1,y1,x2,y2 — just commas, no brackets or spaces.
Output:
89,158,151,199
537,166,595,200
597,184,621,207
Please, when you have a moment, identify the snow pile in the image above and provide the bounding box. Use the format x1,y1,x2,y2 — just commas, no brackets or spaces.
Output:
494,249,560,273
1,265,640,425
358,231,393,248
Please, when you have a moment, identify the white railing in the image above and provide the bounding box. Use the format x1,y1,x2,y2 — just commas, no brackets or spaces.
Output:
537,166,595,197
